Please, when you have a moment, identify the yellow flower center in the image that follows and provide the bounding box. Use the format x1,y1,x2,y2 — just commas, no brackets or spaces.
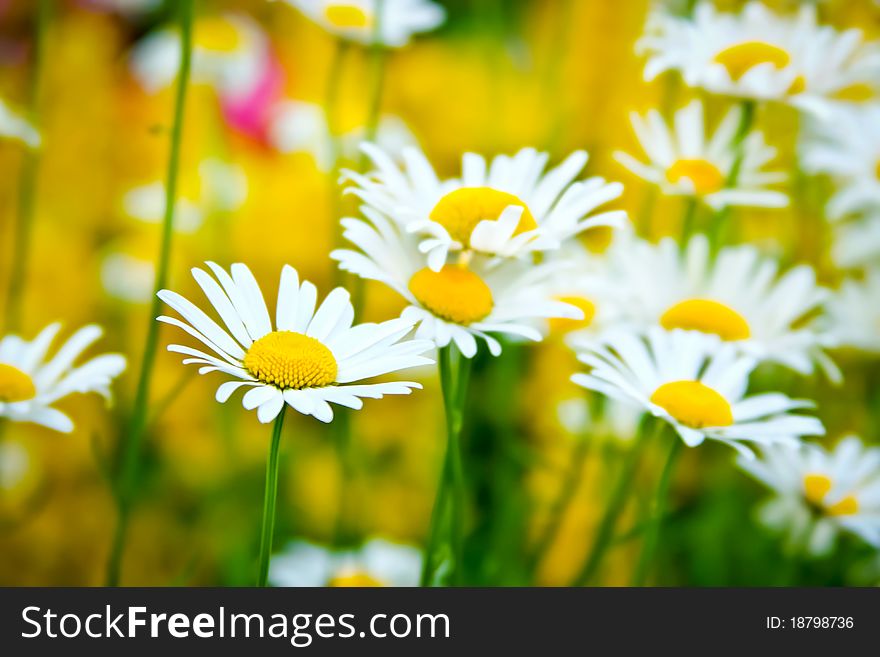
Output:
243,331,337,390
328,571,385,587
324,4,372,28
803,474,859,516
713,41,791,81
195,17,242,53
660,299,751,341
550,296,596,334
876,159,880,181
429,187,537,247
650,380,734,429
0,364,36,403
666,159,725,196
832,83,875,103
408,265,494,325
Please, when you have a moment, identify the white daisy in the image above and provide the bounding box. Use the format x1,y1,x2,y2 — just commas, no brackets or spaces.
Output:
345,144,628,270
0,324,127,433
572,327,825,457
801,104,880,220
331,206,584,358
639,2,880,114
157,262,434,423
131,13,270,100
830,214,880,270
738,436,880,555
269,537,422,587
276,0,445,48
614,100,788,209
0,98,40,148
593,234,836,379
825,268,880,354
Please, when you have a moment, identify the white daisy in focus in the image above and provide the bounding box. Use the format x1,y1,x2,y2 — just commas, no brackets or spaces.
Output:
0,324,127,433
131,13,270,99
614,100,788,210
276,0,445,48
638,2,880,114
801,105,880,220
345,144,628,271
826,268,880,354
830,214,880,270
331,206,584,358
738,436,880,555
269,537,422,586
596,234,837,379
572,328,825,456
158,262,434,423
0,98,40,148
268,100,417,170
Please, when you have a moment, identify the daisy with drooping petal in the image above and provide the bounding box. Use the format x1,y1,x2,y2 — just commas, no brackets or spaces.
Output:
0,324,126,433
0,98,40,148
276,0,445,48
738,436,880,555
572,327,825,457
331,206,584,358
269,537,422,587
801,104,880,220
614,100,788,210
594,234,837,379
826,268,880,354
345,144,628,271
639,2,880,114
158,262,434,424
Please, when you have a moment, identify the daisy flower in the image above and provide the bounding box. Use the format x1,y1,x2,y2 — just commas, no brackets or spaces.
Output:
738,436,880,555
830,214,880,270
826,268,880,354
0,98,40,148
345,144,628,270
638,2,880,113
614,100,788,210
596,234,837,379
801,104,880,220
572,328,825,456
0,324,126,433
269,538,422,587
331,206,584,358
157,262,434,423
276,0,445,48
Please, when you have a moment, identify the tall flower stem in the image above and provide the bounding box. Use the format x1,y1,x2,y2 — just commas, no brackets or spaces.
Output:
708,100,756,253
359,0,386,163
420,345,472,586
630,433,681,586
326,39,351,283
105,0,194,587
4,0,51,332
679,197,699,243
257,408,287,587
573,416,655,586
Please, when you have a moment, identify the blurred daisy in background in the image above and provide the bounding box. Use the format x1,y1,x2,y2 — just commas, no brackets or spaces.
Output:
801,104,880,220
276,0,446,48
0,98,40,148
158,262,434,423
0,324,126,433
573,328,825,456
269,537,422,586
346,144,627,270
830,214,880,271
826,268,880,354
639,2,880,114
614,100,788,210
602,235,837,379
738,436,880,555
332,206,583,357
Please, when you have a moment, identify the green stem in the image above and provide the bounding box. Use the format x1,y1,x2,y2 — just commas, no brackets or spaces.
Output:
105,0,194,587
573,416,653,586
708,100,755,252
420,345,472,586
3,0,51,332
631,433,681,586
679,197,698,243
257,408,287,587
